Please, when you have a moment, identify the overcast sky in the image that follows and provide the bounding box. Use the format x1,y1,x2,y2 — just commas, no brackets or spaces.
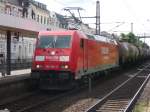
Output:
36,0,150,44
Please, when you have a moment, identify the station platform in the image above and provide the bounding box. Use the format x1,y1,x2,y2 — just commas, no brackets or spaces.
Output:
0,69,31,78
0,69,31,85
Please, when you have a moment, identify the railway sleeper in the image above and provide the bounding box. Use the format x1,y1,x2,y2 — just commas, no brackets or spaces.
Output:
96,108,125,112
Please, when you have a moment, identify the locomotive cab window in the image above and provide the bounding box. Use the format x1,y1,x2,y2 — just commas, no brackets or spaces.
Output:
37,35,71,48
55,36,71,48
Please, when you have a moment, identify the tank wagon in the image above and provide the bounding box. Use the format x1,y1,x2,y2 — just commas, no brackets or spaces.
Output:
118,42,139,64
31,30,150,90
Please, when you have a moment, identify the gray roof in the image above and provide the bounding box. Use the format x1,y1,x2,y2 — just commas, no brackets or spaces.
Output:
6,0,20,6
6,0,48,11
55,13,68,25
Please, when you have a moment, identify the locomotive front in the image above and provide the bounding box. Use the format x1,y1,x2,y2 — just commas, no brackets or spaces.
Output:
31,31,75,89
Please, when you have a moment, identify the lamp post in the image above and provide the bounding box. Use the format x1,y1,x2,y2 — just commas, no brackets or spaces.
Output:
131,22,133,33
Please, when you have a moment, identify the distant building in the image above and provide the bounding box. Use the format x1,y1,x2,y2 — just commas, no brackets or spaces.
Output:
0,0,50,25
0,0,23,17
0,0,96,63
55,13,68,29
66,16,95,34
0,0,64,62
49,12,68,29
0,29,36,62
19,0,50,25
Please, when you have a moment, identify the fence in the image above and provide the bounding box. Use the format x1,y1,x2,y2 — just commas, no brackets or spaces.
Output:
0,59,32,73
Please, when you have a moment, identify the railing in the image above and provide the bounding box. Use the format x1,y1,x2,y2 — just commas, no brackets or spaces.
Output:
0,59,32,73
0,10,66,32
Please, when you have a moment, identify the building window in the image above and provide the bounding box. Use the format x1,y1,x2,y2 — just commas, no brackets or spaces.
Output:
0,43,3,49
44,17,46,24
47,18,49,25
37,15,39,22
0,32,6,40
18,9,23,17
29,44,32,53
32,10,35,20
5,6,11,15
41,16,43,24
13,45,16,51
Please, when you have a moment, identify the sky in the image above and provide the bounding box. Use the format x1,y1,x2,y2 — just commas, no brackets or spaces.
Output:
36,0,150,44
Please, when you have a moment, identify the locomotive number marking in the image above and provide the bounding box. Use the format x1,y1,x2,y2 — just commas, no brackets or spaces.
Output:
45,56,59,61
101,47,109,55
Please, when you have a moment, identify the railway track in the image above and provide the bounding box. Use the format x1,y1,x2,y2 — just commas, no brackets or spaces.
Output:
85,63,150,112
23,62,150,112
0,62,149,112
0,84,85,112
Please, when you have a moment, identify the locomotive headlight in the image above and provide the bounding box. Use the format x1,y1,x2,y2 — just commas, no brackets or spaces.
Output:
61,65,69,69
51,51,55,55
35,56,45,61
36,64,43,68
64,65,69,69
36,65,40,68
59,56,69,62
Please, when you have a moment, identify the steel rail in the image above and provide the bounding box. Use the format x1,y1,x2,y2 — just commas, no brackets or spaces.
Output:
85,64,150,112
0,91,39,106
16,87,84,112
124,73,150,112
1,82,87,112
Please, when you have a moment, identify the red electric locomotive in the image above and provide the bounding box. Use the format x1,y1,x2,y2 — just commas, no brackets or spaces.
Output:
31,30,119,89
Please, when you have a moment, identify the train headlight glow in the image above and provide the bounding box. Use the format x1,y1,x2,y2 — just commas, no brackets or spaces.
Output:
64,65,69,69
59,56,69,62
51,51,55,55
36,65,40,68
61,65,69,69
35,56,45,61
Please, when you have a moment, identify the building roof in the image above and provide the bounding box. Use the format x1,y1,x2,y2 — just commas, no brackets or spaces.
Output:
6,0,48,11
55,13,68,25
6,0,20,6
31,0,48,11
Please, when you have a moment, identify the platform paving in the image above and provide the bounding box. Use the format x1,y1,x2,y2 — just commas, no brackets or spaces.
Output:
133,78,150,112
0,69,31,78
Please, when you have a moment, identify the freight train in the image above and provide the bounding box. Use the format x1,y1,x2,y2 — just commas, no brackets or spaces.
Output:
31,30,150,90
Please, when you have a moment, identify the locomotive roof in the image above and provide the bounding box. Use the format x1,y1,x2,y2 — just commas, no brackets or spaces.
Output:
39,30,88,39
39,30,117,44
39,30,82,36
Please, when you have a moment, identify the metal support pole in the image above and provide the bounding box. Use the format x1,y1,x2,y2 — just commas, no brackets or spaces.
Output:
6,30,11,75
131,22,133,33
88,76,92,93
96,0,100,35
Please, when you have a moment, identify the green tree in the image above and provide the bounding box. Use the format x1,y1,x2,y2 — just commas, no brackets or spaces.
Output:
126,32,138,44
120,33,129,41
120,32,149,47
120,32,138,44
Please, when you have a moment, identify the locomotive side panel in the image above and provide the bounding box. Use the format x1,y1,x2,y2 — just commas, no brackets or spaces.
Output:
72,32,85,79
84,40,119,75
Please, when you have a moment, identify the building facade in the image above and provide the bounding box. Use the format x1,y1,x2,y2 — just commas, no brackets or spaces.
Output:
0,0,95,63
0,0,60,63
0,0,23,17
0,30,36,63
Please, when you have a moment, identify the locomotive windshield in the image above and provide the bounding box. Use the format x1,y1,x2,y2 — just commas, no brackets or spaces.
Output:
37,35,71,48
